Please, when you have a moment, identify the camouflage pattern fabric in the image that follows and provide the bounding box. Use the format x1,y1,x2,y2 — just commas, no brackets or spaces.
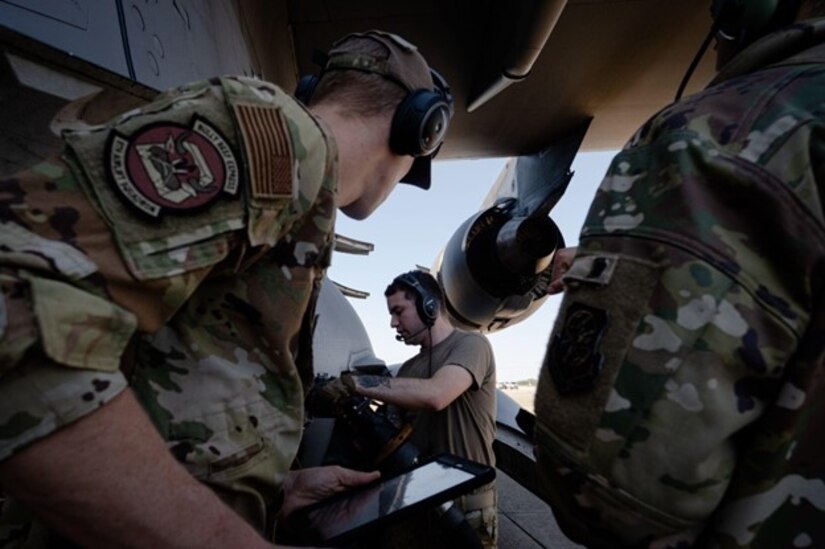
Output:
462,487,498,549
0,76,338,543
535,18,825,548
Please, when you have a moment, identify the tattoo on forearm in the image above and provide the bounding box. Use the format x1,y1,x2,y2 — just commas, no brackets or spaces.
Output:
357,376,392,389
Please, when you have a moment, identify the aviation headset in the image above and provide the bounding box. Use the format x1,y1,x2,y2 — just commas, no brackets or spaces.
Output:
711,0,803,48
676,0,803,100
394,271,440,327
294,34,454,158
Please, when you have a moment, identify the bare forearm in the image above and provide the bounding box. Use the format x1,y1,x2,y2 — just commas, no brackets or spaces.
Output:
0,390,271,549
352,366,473,411
352,375,441,410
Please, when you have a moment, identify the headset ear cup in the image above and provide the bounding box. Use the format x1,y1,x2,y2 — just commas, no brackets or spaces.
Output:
711,0,740,34
295,75,319,105
397,272,439,327
422,296,437,326
390,90,451,157
712,0,781,42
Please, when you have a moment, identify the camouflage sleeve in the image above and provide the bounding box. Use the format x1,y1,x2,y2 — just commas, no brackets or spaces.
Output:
0,154,140,461
0,268,134,461
534,114,825,547
0,76,332,465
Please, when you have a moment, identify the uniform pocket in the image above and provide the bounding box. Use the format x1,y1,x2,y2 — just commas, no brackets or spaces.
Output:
0,271,38,377
25,273,137,371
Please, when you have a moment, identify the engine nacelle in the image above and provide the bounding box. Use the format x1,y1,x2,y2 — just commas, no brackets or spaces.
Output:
435,198,563,333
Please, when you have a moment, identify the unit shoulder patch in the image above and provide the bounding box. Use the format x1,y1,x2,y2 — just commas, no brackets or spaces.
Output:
548,302,608,395
105,116,240,219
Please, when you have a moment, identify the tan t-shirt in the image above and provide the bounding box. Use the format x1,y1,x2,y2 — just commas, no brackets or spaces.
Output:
396,329,496,466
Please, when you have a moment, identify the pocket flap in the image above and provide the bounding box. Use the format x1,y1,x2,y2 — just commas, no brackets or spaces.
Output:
27,274,137,372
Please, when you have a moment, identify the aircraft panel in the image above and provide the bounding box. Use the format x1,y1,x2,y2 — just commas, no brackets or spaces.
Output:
313,276,385,376
120,0,256,89
0,0,129,76
287,0,715,158
290,0,442,23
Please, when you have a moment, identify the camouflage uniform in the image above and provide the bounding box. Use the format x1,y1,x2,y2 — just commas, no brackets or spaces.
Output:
535,17,825,548
0,76,337,542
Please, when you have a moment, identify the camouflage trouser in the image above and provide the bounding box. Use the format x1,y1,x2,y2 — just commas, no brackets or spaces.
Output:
464,504,498,549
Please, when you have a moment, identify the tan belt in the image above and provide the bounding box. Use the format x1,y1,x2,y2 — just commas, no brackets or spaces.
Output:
459,483,496,512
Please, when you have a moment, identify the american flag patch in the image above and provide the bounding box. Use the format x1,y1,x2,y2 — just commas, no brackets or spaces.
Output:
233,103,295,199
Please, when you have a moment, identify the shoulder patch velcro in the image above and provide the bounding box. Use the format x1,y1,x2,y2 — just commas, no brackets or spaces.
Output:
548,302,608,395
233,103,296,200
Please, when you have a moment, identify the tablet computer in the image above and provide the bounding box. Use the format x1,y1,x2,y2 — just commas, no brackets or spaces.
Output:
290,453,495,546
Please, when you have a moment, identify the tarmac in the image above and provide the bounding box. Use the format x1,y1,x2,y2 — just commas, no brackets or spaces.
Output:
498,470,583,549
496,387,584,549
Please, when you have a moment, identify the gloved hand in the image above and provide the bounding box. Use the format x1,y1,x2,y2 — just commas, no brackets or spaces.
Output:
320,373,357,402
306,373,358,417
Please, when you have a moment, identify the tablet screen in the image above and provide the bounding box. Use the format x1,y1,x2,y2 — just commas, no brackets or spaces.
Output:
302,458,478,542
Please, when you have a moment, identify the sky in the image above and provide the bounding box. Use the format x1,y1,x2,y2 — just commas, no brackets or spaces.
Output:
326,150,617,382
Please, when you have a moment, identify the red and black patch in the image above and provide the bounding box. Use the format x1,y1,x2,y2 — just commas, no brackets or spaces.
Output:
548,302,608,395
105,116,240,219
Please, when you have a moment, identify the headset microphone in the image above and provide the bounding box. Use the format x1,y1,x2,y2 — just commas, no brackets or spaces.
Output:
395,326,429,342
